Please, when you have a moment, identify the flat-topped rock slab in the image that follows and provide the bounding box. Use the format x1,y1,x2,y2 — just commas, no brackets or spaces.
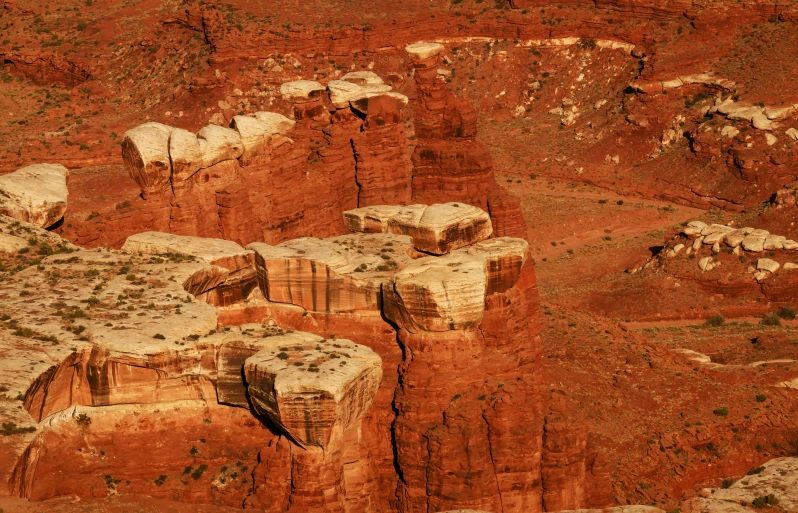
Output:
280,80,325,102
248,234,414,313
122,231,251,266
345,203,493,255
244,332,382,448
0,163,69,228
405,42,445,60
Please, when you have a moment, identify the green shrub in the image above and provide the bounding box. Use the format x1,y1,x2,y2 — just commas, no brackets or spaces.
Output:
705,314,725,327
713,407,729,417
761,314,781,326
756,394,767,402
720,477,735,489
747,466,765,475
191,464,207,480
776,307,796,320
1,422,36,436
752,494,778,508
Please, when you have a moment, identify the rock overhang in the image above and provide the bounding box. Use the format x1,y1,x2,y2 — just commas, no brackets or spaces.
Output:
244,332,383,449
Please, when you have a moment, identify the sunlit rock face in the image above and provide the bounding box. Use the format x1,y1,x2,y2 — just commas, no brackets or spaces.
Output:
0,163,68,228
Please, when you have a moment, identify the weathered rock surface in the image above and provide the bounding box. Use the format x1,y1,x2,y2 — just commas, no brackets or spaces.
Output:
0,164,68,228
245,332,382,448
249,233,414,314
345,202,493,254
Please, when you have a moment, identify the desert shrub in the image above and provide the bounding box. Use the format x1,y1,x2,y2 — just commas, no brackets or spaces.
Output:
752,494,779,508
75,413,91,427
756,394,767,402
761,314,781,326
1,422,36,436
713,407,729,417
747,466,765,475
191,464,207,480
153,333,165,340
720,477,735,489
154,475,167,486
776,307,796,320
705,314,725,327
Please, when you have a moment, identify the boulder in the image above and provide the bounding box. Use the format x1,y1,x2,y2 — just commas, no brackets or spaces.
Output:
252,111,296,134
717,102,761,121
405,42,445,60
121,122,174,195
340,70,384,85
742,229,770,252
244,332,382,448
682,220,707,236
327,80,392,109
383,252,487,332
763,235,786,250
196,124,243,168
386,203,492,255
692,236,705,251
467,237,529,294
720,126,739,139
787,128,798,141
700,224,734,236
783,240,798,250
725,228,754,248
279,80,325,102
751,112,773,131
698,256,713,271
168,127,203,181
763,105,796,120
345,203,493,255
757,258,780,273
232,113,295,161
0,163,69,228
783,262,798,271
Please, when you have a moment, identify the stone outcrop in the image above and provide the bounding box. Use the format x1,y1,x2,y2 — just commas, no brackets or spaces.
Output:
244,332,382,448
121,231,259,309
638,219,798,300
405,43,527,241
344,202,493,254
0,163,68,228
0,202,551,513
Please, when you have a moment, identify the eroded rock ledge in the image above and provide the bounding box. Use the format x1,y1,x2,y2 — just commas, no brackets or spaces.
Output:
0,201,560,512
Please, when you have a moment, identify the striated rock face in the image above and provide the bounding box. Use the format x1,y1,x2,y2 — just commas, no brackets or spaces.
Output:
1,210,552,513
71,59,524,248
0,164,68,228
345,202,493,254
122,231,259,308
249,233,414,314
405,43,527,241
244,332,382,448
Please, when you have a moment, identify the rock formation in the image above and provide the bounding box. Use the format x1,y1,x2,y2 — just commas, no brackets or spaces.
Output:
633,219,798,299
0,196,549,513
0,164,68,228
